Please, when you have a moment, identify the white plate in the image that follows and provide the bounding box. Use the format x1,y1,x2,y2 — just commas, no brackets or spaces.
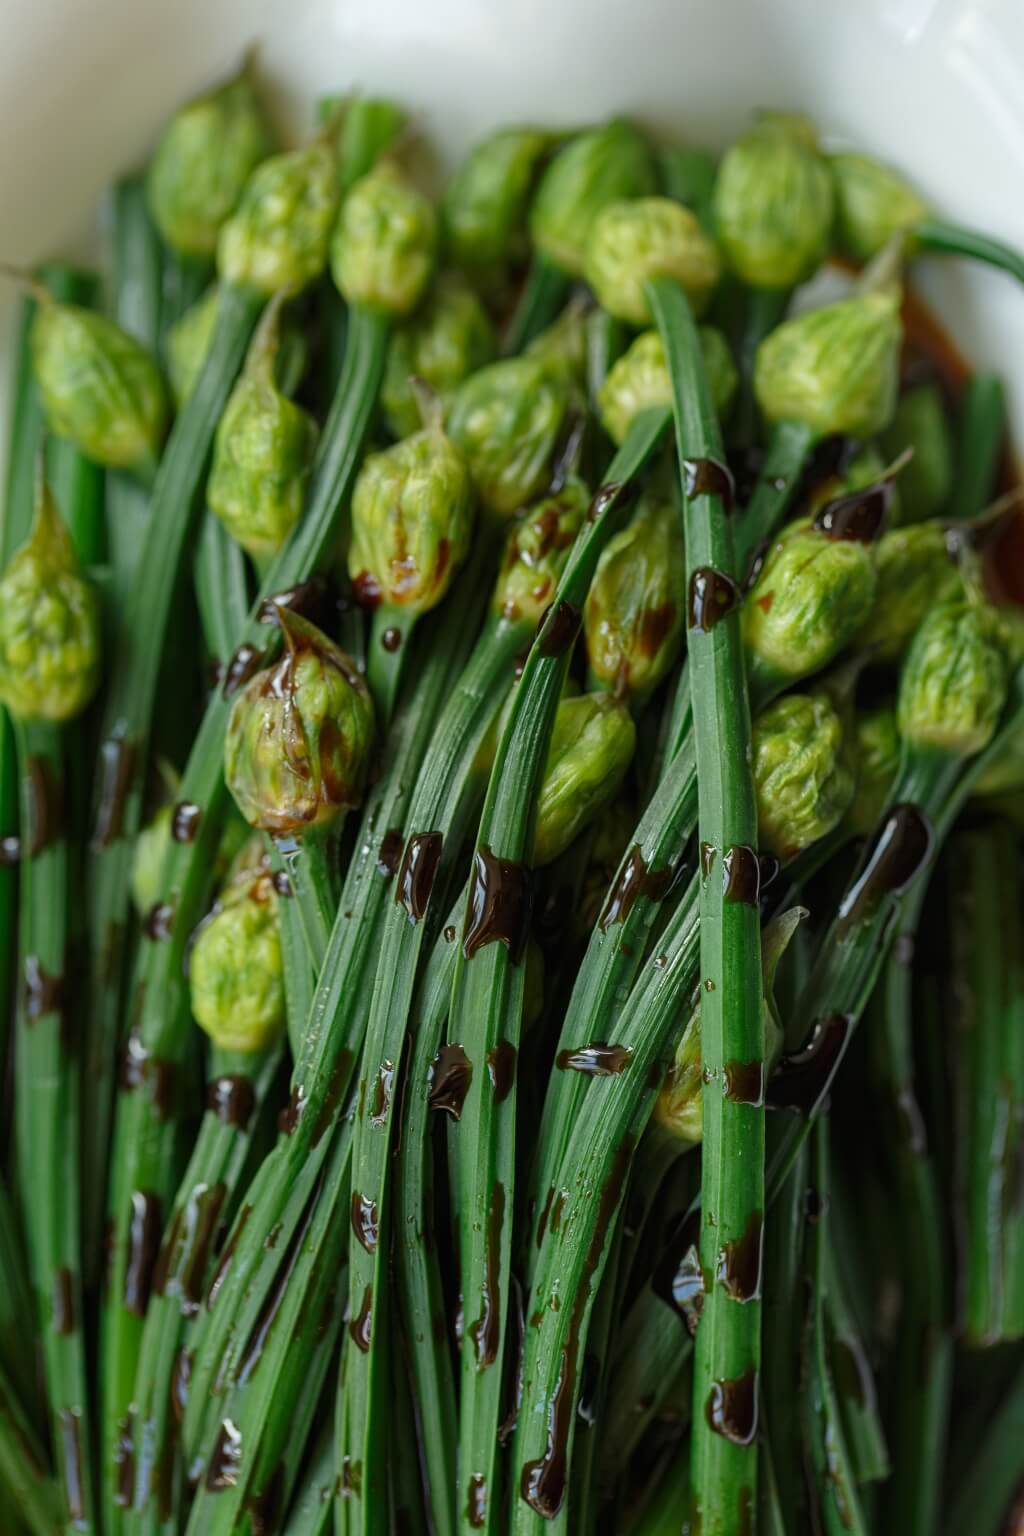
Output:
2,0,1024,478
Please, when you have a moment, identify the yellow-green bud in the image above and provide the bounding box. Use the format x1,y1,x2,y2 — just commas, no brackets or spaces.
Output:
443,128,554,285
713,120,833,289
147,63,274,259
524,301,589,390
166,286,220,409
857,521,963,663
331,160,438,317
447,355,569,520
585,494,685,700
752,693,855,861
0,475,100,722
131,798,249,916
190,868,286,1052
534,693,637,866
218,143,339,296
31,301,169,472
349,417,474,614
598,326,737,446
583,197,721,324
225,611,374,835
830,152,930,264
381,276,496,439
754,293,903,440
492,477,588,624
880,385,953,525
898,598,1008,758
530,120,656,277
846,705,900,837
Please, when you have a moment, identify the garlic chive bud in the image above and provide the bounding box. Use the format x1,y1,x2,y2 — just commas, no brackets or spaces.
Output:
530,119,657,277
879,385,953,525
598,326,736,446
585,494,685,701
752,693,855,862
845,705,901,837
857,521,963,663
331,160,438,317
524,300,590,389
190,868,286,1052
166,286,221,409
447,356,569,519
225,611,374,836
218,142,339,295
754,292,903,441
382,275,496,439
713,115,833,289
533,693,637,867
583,196,721,323
335,98,407,196
897,597,1008,759
0,471,100,722
492,478,589,624
443,127,554,287
830,152,930,264
147,60,274,259
131,796,248,917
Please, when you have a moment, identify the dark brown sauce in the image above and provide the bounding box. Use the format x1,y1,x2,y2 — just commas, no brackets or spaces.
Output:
205,1418,243,1491
599,845,681,929
171,802,202,843
812,481,891,543
247,1465,286,1536
684,456,735,511
93,736,136,848
716,1211,763,1302
272,869,292,897
700,841,716,879
257,577,328,627
24,955,64,1025
536,1186,555,1249
144,900,176,941
351,1192,379,1253
53,1267,75,1335
556,1043,632,1076
550,1191,567,1234
278,1086,306,1136
311,1049,354,1148
223,643,263,697
206,1075,256,1130
722,845,761,906
724,1060,765,1106
352,570,382,609
57,1409,86,1522
487,1040,517,1103
178,1183,228,1316
537,599,582,658
464,846,532,963
396,831,443,921
705,1366,758,1445
688,567,739,632
638,602,677,659
112,1414,134,1507
376,828,403,878
149,1059,177,1121
836,804,933,939
428,1044,472,1120
341,1456,362,1495
350,1286,373,1352
207,1204,251,1312
369,1059,395,1127
467,1475,487,1529
767,1013,852,1116
123,1191,162,1318
381,626,402,653
470,1183,505,1368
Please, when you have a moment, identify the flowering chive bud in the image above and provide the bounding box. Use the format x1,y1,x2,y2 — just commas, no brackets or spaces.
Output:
530,119,657,277
207,300,319,564
381,276,496,439
898,598,1008,758
335,98,407,196
225,611,374,836
583,196,721,324
447,356,569,519
443,127,554,285
743,516,878,696
0,474,100,722
752,693,855,861
586,495,685,700
754,293,903,441
880,386,953,525
31,301,169,472
598,326,736,446
349,414,474,614
147,62,274,259
218,142,339,296
713,118,833,289
533,693,637,866
492,477,588,624
331,160,438,317
131,798,249,916
190,869,286,1052
166,286,220,409
857,522,963,663
830,152,930,264
846,705,901,837
524,301,589,389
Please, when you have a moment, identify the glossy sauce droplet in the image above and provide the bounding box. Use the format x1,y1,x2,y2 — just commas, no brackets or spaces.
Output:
427,1044,472,1120
351,1193,379,1254
470,1183,505,1368
599,846,681,929
171,802,202,843
688,568,739,632
278,1086,305,1136
223,644,263,697
112,1414,134,1507
93,737,136,848
555,1043,632,1076
467,1475,487,1528
381,626,402,652
487,1041,516,1103
352,571,382,609
257,577,328,627
724,1060,765,1106
144,901,176,941
376,828,403,879
537,600,582,658
53,1267,75,1335
207,1205,251,1312
205,1418,243,1491
0,834,20,865
705,1366,758,1445
171,1350,193,1424
123,1191,162,1318
350,1286,373,1352
723,845,760,906
369,1060,395,1127
683,457,735,511
836,804,933,938
768,1013,852,1117
464,847,532,963
396,832,444,921
700,842,717,879
59,1409,86,1522
206,1075,256,1130
25,955,64,1025
812,479,892,543
716,1212,763,1302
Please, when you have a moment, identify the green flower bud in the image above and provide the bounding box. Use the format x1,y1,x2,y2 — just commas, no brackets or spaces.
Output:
846,705,900,837
0,475,100,722
348,416,474,614
743,516,878,694
713,121,833,289
583,196,721,324
808,445,889,516
898,597,1008,758
524,301,589,389
147,63,274,259
225,611,374,835
335,98,407,196
207,300,319,563
190,868,285,1052
534,693,636,866
598,326,736,446
857,521,962,662
381,276,496,439
331,160,438,316
166,286,220,409
131,796,249,916
447,356,569,519
752,693,855,861
754,293,902,440
31,300,169,471
492,477,588,624
443,128,553,285
530,120,657,277
218,142,339,296
879,386,953,525
830,152,930,264
585,494,685,700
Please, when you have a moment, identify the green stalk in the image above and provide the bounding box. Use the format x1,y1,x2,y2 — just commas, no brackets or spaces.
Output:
269,840,316,1054
759,1140,810,1531
503,254,570,354
648,271,765,1533
629,1447,693,1536
825,1245,889,1488
194,510,251,675
0,1183,39,1428
732,286,791,447
284,1419,335,1536
598,1277,693,1486
367,602,416,724
915,218,1024,289
586,307,627,414
569,1217,625,1534
948,373,1005,523
0,1358,63,1536
943,1359,1024,1536
275,825,339,974
100,304,389,1525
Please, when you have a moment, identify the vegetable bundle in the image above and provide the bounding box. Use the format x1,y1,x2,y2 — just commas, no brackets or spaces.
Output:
1,66,1023,1536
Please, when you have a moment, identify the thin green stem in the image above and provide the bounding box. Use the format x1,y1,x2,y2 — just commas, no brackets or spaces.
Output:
0,1358,63,1536
943,1359,1024,1536
503,254,570,355
915,218,1024,289
194,510,252,673
760,1139,810,1528
732,286,791,447
276,826,338,974
948,372,1005,523
367,603,416,725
